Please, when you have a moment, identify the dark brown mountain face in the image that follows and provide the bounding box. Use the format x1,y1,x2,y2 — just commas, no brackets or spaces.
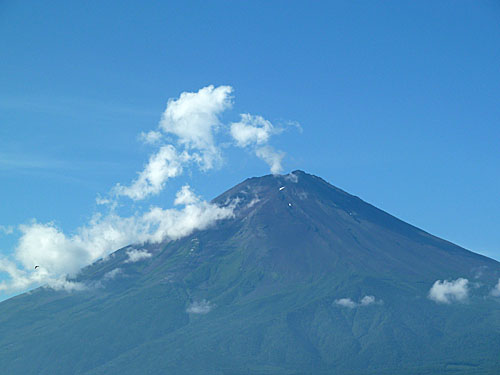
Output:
0,171,499,375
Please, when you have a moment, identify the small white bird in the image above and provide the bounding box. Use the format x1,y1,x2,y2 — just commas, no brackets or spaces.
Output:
279,186,285,191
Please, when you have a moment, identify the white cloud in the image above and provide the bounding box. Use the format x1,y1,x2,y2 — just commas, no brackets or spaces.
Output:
360,295,376,306
186,299,213,314
16,222,91,277
139,130,163,145
491,278,500,297
114,145,190,200
103,268,122,280
0,186,234,293
246,197,260,208
230,114,277,147
125,249,152,263
159,85,233,170
335,295,381,308
230,114,285,174
95,195,112,206
428,278,469,304
255,146,284,174
0,85,298,297
0,258,85,293
45,277,86,291
284,172,299,183
174,184,200,206
115,85,234,201
141,194,234,243
0,225,14,235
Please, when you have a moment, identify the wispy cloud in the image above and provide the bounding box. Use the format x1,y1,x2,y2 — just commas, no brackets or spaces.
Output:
139,130,163,145
0,94,158,119
0,153,69,170
0,225,14,235
124,249,152,263
103,268,123,280
428,278,469,304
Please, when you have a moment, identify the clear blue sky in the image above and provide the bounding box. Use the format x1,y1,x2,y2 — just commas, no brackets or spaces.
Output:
1,1,499,299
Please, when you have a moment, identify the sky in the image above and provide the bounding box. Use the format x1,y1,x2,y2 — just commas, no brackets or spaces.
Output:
0,1,499,300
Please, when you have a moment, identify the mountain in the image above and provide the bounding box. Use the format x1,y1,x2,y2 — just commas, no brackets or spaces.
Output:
1,171,499,374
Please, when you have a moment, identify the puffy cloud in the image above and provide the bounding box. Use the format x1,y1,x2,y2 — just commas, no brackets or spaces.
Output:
16,222,91,276
334,298,357,309
230,114,285,174
428,278,469,304
491,279,500,297
230,114,276,147
125,249,152,263
174,185,200,206
0,85,298,297
116,85,234,201
141,194,234,243
0,186,234,293
0,258,85,293
114,145,191,200
159,85,233,170
186,299,213,314
334,295,381,308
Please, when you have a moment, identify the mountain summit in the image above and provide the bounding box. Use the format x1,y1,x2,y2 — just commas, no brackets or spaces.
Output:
1,171,499,374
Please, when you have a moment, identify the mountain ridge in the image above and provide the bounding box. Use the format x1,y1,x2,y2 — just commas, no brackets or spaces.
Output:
0,170,499,375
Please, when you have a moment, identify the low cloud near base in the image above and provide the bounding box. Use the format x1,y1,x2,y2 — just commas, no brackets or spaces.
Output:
0,85,298,296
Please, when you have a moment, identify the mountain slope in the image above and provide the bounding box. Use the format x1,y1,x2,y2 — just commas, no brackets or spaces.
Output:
0,171,499,375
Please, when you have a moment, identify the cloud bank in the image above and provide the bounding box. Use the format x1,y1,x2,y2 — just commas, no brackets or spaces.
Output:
0,185,234,293
428,278,469,304
0,85,298,296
